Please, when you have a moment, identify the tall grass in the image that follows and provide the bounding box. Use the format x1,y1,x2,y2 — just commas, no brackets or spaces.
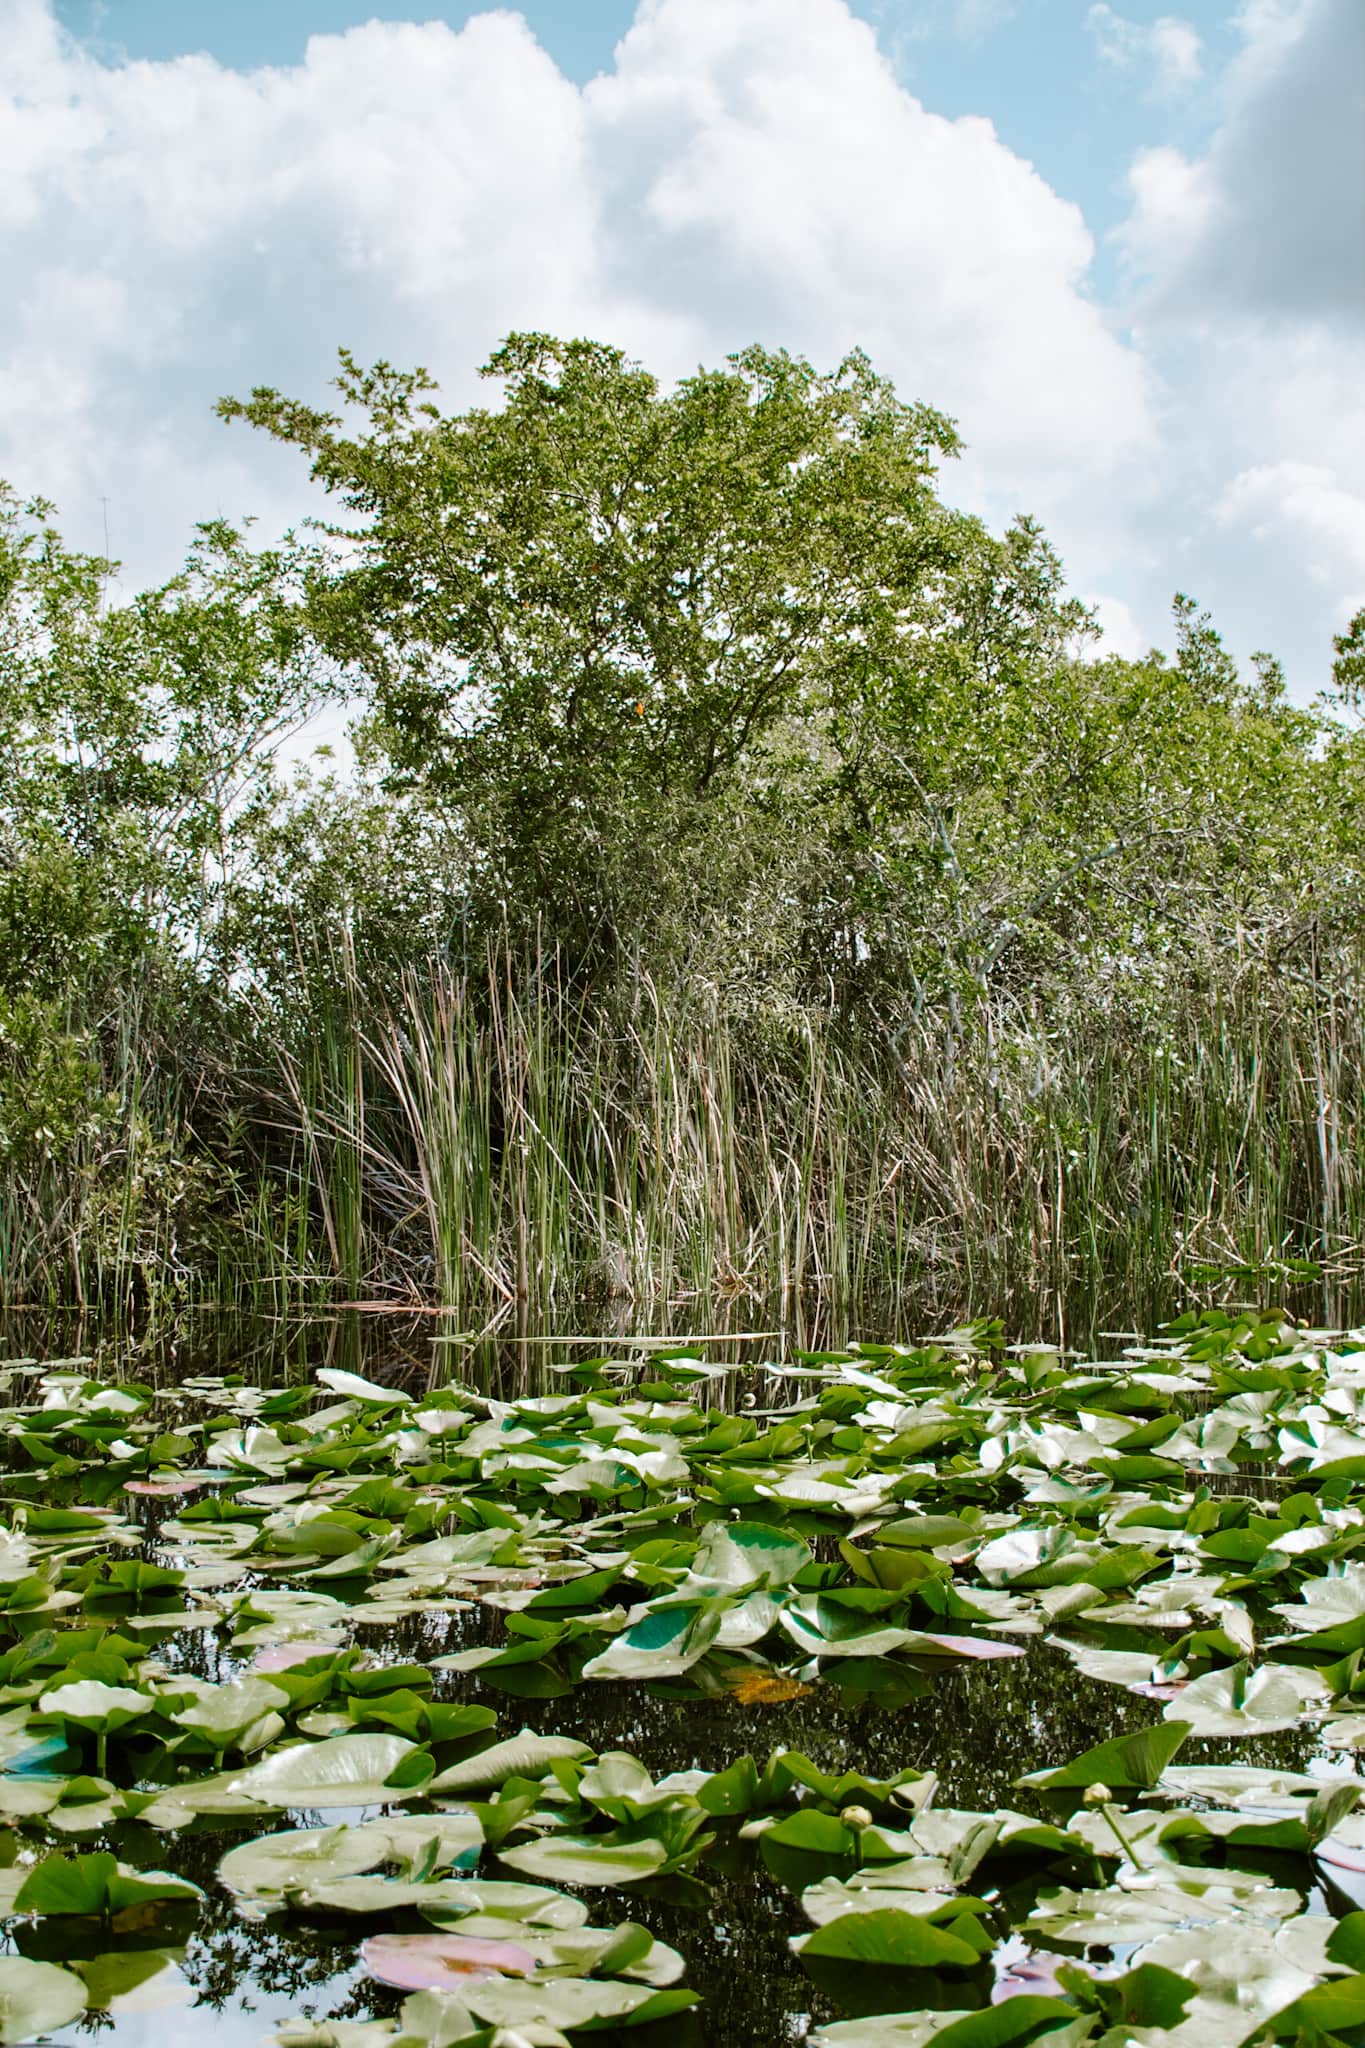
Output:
4,932,1361,1325
0,984,212,1314
234,937,1365,1323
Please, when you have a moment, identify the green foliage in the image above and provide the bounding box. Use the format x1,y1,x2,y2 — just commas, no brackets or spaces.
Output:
2,335,1363,1311
220,336,962,965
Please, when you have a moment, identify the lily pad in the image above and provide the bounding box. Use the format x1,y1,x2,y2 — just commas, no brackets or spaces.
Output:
361,1932,536,1988
229,1734,435,1808
0,1958,88,2044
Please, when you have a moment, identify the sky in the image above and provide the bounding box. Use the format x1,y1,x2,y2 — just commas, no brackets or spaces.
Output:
7,0,1365,696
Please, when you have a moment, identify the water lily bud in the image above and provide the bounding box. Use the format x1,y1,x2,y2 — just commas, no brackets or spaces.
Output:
1082,1782,1113,1808
840,1805,873,1832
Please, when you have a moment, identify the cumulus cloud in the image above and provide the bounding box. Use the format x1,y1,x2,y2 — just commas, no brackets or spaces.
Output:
1087,6,1203,95
588,0,1151,502
1082,592,1151,662
1096,0,1365,685
0,0,1357,690
1218,462,1365,619
0,0,1152,597
1117,0,1365,327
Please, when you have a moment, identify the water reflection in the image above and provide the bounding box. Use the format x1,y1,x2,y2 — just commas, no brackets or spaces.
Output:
13,1267,1357,1407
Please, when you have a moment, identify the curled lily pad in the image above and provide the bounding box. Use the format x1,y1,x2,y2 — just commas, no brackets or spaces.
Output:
1016,1721,1191,1791
14,1849,201,1915
38,1679,153,1733
315,1369,414,1404
170,1677,290,1752
1162,1659,1330,1737
427,1734,591,1795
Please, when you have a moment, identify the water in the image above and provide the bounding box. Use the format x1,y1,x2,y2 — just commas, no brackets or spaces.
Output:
1,1303,1356,2048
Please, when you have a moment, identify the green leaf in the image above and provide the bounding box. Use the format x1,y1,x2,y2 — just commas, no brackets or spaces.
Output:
37,1679,152,1732
1016,1719,1191,1790
0,1958,88,2043
427,1734,592,1795
794,1907,982,1967
1163,1659,1329,1738
463,1977,698,2030
170,1676,290,1749
498,1833,671,1887
228,1734,435,1808
14,1850,201,1915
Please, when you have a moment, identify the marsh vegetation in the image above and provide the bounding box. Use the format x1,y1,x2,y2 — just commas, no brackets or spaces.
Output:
2,336,1363,1322
4,336,1365,2041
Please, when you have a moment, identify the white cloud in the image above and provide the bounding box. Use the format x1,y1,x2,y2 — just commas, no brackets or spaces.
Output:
588,0,1152,506
1099,0,1365,688
0,0,1152,599
1117,0,1365,326
950,0,1021,36
1087,6,1203,94
1149,15,1204,89
1218,462,1365,617
0,0,1358,697
1083,592,1150,661
867,0,1020,43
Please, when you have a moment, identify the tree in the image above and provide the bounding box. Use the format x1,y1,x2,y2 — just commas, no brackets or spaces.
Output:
220,336,966,968
0,488,326,1003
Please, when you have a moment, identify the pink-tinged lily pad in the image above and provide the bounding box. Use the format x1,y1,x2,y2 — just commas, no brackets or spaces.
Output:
1318,1838,1365,1874
993,1952,1069,2003
251,1642,337,1673
361,1934,537,1990
124,1478,203,1498
905,1631,1026,1661
1132,1680,1188,1701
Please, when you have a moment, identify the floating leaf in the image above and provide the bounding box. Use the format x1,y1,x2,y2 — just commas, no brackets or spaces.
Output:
229,1734,434,1808
498,1833,671,1887
428,1734,591,1795
361,1932,536,1989
1016,1720,1191,1791
793,1907,983,1968
0,1958,88,2044
1162,1660,1329,1738
14,1849,201,1916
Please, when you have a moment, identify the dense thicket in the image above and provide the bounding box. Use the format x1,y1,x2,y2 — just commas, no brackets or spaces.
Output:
2,336,1363,1319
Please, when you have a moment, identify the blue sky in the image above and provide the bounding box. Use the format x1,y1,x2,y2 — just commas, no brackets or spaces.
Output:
12,0,1365,694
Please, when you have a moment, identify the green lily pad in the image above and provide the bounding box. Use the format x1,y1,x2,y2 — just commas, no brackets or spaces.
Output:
793,1907,983,1967
1162,1659,1330,1737
0,1957,88,2044
13,1849,202,1916
498,1833,671,1887
1016,1719,1191,1790
229,1734,435,1808
427,1734,592,1794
